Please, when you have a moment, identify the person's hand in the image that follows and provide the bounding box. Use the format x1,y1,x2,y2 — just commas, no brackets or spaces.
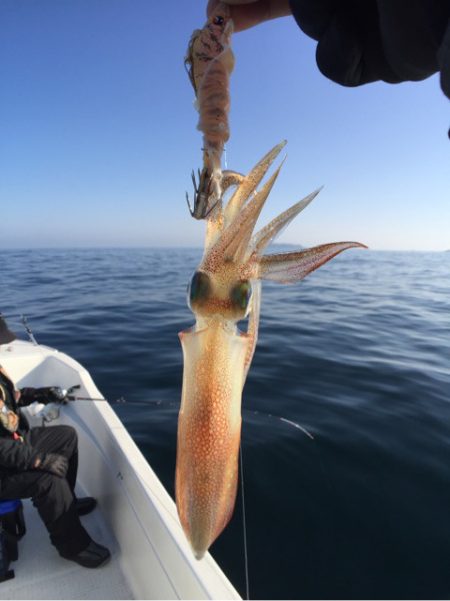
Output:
207,0,291,32
14,389,21,403
0,399,19,432
19,386,68,406
7,411,19,432
33,453,69,478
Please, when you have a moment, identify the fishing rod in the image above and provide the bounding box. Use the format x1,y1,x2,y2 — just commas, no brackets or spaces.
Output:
66,396,127,403
0,312,38,345
21,315,38,345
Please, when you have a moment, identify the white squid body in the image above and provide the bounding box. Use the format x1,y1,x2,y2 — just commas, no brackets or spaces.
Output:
176,141,367,558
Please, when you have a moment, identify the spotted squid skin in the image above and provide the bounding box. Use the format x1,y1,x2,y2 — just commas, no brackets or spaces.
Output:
176,322,248,559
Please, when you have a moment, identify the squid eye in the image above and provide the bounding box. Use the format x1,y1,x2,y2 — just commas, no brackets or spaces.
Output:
188,271,211,307
230,280,252,313
213,15,224,25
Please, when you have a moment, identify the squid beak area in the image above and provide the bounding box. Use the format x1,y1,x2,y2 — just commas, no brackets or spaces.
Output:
176,324,249,559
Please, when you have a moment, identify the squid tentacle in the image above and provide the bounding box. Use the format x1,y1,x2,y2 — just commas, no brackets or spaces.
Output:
204,165,282,271
223,140,286,224
250,187,323,257
257,242,368,284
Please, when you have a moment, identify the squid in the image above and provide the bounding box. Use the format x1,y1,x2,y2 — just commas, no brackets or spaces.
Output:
177,4,366,560
176,141,367,559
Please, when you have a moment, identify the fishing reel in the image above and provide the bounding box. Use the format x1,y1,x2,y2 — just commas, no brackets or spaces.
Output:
53,384,81,402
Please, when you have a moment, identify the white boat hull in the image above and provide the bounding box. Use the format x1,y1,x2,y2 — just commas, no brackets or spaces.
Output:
0,339,240,600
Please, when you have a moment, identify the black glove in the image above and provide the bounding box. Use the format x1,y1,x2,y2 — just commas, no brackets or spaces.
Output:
20,386,68,406
33,453,69,478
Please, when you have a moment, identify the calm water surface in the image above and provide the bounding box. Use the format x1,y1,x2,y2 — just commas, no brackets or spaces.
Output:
1,248,450,600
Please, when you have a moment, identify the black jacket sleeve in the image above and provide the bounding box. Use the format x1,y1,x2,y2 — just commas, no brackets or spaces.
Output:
289,0,450,98
0,436,35,471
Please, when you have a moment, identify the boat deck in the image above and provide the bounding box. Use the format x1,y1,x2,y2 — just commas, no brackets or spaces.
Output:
2,492,134,600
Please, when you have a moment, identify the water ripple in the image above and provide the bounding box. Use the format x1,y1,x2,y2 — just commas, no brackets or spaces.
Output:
1,248,449,599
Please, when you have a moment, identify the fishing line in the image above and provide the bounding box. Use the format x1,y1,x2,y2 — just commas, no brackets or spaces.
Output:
240,407,351,582
89,397,316,439
239,443,250,600
278,416,314,440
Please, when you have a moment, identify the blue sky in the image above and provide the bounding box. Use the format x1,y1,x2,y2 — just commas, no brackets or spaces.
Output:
1,0,449,250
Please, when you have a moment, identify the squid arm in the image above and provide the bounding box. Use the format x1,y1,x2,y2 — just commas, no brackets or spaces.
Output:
257,242,365,283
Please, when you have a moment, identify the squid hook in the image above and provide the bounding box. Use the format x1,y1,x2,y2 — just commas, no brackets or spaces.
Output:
185,167,220,220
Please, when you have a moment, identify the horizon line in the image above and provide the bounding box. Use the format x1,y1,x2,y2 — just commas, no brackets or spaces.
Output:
0,245,448,253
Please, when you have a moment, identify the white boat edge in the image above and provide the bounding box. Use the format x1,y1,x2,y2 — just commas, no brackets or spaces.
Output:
0,339,241,600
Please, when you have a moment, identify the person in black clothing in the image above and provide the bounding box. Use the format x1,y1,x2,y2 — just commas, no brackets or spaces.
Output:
0,320,110,568
207,0,450,101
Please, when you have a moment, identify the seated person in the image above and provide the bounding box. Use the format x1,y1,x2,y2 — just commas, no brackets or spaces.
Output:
0,355,111,569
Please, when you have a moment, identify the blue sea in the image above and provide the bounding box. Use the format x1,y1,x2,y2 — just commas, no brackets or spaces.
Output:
1,247,450,600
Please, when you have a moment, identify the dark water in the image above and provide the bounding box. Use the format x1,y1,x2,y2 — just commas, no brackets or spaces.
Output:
1,248,450,600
